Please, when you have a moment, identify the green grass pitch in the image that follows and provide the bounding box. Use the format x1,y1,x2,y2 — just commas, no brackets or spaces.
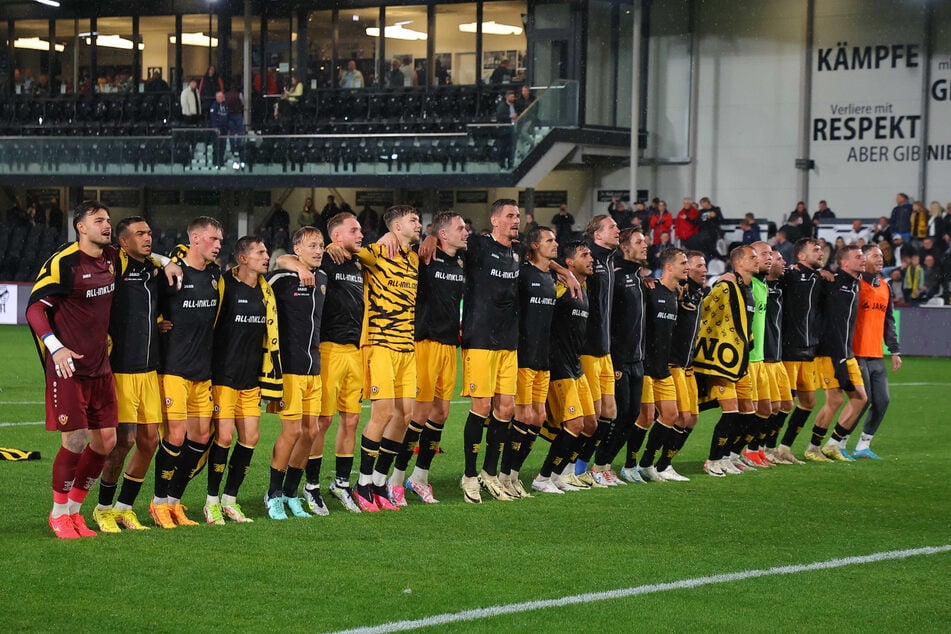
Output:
0,324,949,632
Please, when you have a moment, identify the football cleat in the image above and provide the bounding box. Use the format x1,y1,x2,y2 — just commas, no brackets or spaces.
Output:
460,476,483,504
551,473,580,492
719,458,743,475
113,509,150,530
531,475,564,494
302,487,328,516
659,466,690,481
853,448,882,460
373,492,400,512
328,480,362,513
168,503,199,526
203,503,226,525
406,478,439,504
265,494,288,520
637,465,664,482
92,507,121,534
577,471,606,488
703,460,726,477
509,477,534,499
70,513,97,537
478,470,514,501
590,469,614,487
619,466,645,483
286,496,316,518
148,502,177,529
221,503,254,523
821,444,854,462
776,446,805,465
352,488,380,512
563,471,591,490
49,513,80,539
387,484,408,507
804,446,833,463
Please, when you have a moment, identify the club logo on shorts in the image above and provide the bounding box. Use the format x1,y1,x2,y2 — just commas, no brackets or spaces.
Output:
371,385,379,395
164,397,173,407
57,414,68,426
469,383,477,392
718,386,725,393
279,400,286,410
614,371,622,380
213,404,220,413
568,405,576,415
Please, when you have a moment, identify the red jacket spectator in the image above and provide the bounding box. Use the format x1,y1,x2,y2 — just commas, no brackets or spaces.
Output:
650,206,673,245
675,203,700,243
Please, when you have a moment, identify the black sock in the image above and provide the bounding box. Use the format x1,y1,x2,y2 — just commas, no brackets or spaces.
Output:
153,438,182,499
305,455,323,486
709,412,736,461
97,479,118,507
168,439,208,500
282,466,304,498
568,432,589,464
781,407,812,447
206,442,231,497
830,423,850,443
766,411,788,448
268,467,286,498
334,455,353,483
513,426,540,473
359,436,380,477
463,411,487,477
655,426,685,471
593,417,613,453
501,420,531,475
223,443,254,497
116,474,144,507
481,414,509,476
540,429,577,478
394,420,424,472
625,425,649,468
639,423,669,468
577,431,600,463
416,421,444,470
810,424,827,447
374,437,402,478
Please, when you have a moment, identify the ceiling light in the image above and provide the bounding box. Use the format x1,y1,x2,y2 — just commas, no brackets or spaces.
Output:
366,21,427,41
33,0,61,7
169,32,219,47
14,37,65,52
86,35,144,50
459,21,523,36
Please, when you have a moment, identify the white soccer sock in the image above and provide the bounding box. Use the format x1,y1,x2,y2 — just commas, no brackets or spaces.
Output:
114,502,132,511
52,502,69,517
389,468,406,487
206,495,220,506
221,494,236,506
855,433,874,451
357,473,372,486
152,496,168,506
95,503,112,511
167,496,181,506
66,499,81,515
371,471,387,487
409,467,429,484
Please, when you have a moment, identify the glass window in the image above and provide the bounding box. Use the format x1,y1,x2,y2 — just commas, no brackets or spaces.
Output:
12,19,50,95
586,1,615,126
481,1,527,85
91,16,136,93
266,16,293,90
53,19,80,94
179,13,219,88
382,6,428,88
435,3,477,85
306,10,333,88
0,22,9,94
140,16,176,91
338,8,382,87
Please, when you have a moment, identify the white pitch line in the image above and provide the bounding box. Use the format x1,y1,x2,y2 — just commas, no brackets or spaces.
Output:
0,421,43,427
890,382,951,387
0,401,44,405
331,545,951,634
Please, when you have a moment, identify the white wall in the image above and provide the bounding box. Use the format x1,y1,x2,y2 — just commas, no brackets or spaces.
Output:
632,0,951,222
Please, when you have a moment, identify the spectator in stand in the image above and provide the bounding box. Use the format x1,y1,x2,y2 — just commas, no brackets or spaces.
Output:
263,203,290,241
649,201,673,245
888,268,905,304
319,195,340,239
297,197,317,230
684,196,723,259
774,229,795,264
608,197,634,230
495,89,518,168
515,85,534,114
845,220,871,245
340,60,365,89
879,240,895,268
632,200,648,228
648,231,672,271
890,193,913,242
47,197,64,230
145,69,169,93
909,200,929,245
208,91,229,168
928,201,947,241
357,204,380,243
198,65,225,118
551,203,575,241
831,237,847,263
814,200,836,222
919,237,944,263
280,76,303,118
740,213,761,245
921,254,942,301
790,201,814,238
523,212,539,235
180,79,202,125
891,235,908,265
675,197,699,246
224,82,245,162
489,58,514,84
871,216,893,244
901,253,924,303
387,59,405,88
818,238,833,269
779,213,805,243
